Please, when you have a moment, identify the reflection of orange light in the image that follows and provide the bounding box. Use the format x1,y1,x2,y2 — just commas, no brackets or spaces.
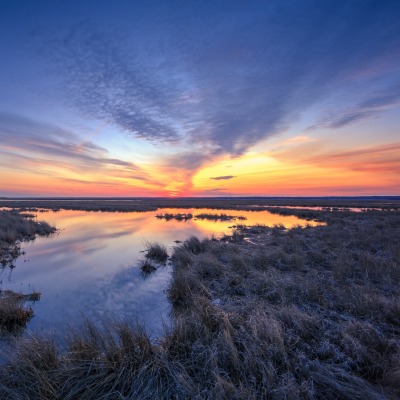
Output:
42,208,320,248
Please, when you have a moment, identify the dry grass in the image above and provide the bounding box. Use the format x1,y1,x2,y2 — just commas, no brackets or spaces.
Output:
0,210,53,333
195,213,246,221
0,290,40,333
0,208,399,399
144,242,168,264
0,210,55,243
156,213,193,221
138,258,157,276
0,210,56,268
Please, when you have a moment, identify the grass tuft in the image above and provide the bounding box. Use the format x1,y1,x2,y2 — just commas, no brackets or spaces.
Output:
0,290,40,332
139,258,157,275
144,242,168,263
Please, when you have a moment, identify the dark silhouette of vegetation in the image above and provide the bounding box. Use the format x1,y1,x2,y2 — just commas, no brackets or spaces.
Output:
155,212,247,222
195,213,246,221
0,290,40,333
156,213,193,221
0,210,56,268
138,258,157,276
144,242,168,264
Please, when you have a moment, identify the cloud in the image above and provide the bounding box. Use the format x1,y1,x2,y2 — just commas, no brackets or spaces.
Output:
41,23,180,143
33,1,400,164
163,151,210,172
272,140,400,174
0,112,154,183
210,175,236,181
309,89,400,130
198,188,228,196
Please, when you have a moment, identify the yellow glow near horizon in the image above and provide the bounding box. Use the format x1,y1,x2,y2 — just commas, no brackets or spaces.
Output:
191,140,400,196
1,131,399,197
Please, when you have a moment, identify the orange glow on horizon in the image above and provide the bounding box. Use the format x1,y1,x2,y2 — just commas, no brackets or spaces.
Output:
1,138,399,197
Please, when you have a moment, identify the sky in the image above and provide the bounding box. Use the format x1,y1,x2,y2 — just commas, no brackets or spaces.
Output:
0,0,399,197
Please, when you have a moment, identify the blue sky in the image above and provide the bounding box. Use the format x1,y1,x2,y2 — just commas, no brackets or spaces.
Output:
0,0,399,196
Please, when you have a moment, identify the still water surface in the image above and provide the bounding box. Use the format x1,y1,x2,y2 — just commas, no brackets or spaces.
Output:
1,208,317,338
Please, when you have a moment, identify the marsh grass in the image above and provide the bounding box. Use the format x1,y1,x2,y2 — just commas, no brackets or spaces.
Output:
0,210,56,268
0,210,54,332
138,258,157,276
156,213,193,221
155,212,247,222
0,209,400,399
144,242,168,263
0,290,40,332
183,235,209,255
0,210,55,243
195,213,246,221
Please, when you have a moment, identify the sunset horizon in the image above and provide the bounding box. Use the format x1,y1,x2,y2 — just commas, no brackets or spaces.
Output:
1,1,399,197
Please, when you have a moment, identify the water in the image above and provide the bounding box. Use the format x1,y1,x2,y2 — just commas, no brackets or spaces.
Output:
1,208,318,339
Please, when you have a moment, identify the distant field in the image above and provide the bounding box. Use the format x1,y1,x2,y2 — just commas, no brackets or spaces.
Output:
1,196,399,212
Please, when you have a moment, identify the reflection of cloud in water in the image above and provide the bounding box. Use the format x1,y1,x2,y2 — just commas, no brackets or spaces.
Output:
30,264,171,339
69,243,108,256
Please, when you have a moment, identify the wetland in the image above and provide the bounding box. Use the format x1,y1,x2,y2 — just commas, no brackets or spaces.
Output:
0,197,399,399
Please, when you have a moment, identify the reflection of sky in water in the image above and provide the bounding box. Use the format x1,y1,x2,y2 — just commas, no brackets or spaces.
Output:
0,208,316,338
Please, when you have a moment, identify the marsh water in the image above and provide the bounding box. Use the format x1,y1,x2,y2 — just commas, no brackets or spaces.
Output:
1,208,318,339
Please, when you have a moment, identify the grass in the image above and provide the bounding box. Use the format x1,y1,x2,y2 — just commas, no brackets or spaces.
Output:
144,241,169,263
155,212,247,222
0,210,55,242
138,258,157,276
0,209,56,268
195,213,246,221
156,213,193,221
0,290,40,333
0,208,399,398
0,210,54,332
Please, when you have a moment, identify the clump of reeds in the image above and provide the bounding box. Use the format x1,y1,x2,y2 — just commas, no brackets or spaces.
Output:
194,213,246,221
0,210,55,244
0,290,40,332
156,213,193,221
0,210,56,268
183,235,209,254
138,258,157,276
144,241,168,263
